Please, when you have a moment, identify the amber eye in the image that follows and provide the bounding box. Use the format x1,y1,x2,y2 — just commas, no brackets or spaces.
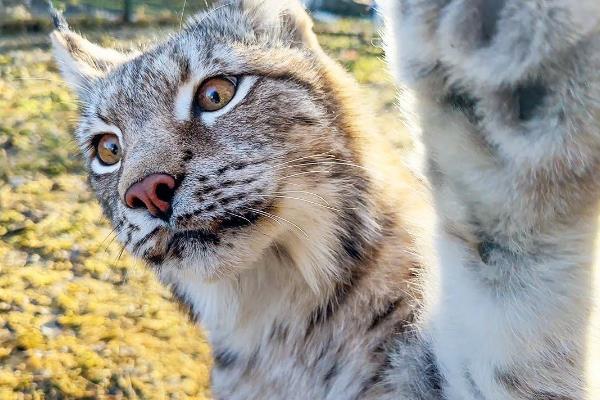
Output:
195,76,237,112
95,133,122,166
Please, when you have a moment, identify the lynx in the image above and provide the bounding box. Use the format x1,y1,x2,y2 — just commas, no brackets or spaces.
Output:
50,0,599,398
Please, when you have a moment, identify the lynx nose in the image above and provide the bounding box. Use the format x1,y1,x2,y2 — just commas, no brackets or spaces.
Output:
125,173,176,219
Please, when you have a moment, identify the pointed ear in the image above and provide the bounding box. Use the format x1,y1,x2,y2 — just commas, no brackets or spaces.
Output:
241,0,321,51
50,29,130,95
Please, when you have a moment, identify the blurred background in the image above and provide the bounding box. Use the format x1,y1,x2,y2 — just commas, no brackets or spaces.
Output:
0,0,406,398
0,0,379,29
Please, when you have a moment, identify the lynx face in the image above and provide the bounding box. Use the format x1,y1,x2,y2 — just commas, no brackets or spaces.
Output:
52,1,357,280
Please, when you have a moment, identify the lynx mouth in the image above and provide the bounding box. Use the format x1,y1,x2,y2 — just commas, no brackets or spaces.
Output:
171,196,273,232
165,210,261,253
132,198,276,266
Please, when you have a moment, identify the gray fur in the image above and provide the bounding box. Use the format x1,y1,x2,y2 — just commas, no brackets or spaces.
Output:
382,0,600,398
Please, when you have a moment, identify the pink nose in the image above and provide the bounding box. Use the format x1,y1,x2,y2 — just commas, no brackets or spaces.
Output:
124,173,176,218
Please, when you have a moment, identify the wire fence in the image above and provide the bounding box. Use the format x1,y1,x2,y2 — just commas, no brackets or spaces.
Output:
0,0,372,27
1,0,215,25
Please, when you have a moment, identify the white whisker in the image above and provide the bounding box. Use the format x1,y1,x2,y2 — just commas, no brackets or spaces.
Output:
270,151,335,168
222,210,253,225
272,190,330,206
251,194,346,213
274,170,331,182
192,2,234,27
180,0,188,27
13,77,70,85
222,210,272,239
273,160,373,174
107,223,132,252
244,207,309,240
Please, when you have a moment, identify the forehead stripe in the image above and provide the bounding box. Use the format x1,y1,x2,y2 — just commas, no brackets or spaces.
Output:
175,78,198,122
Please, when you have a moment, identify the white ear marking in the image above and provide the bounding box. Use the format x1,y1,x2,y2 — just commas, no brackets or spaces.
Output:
50,30,130,96
50,32,99,93
202,76,258,126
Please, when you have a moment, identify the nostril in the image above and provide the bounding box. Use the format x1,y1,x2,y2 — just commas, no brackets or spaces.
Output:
155,183,174,203
129,197,145,209
124,173,176,218
125,186,149,210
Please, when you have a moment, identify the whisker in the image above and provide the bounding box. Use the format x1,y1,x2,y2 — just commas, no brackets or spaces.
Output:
251,194,346,213
222,210,273,239
99,221,124,247
274,160,373,174
244,207,309,240
274,170,331,182
180,0,188,28
222,210,254,226
131,226,163,255
193,2,233,26
13,77,70,85
243,208,281,226
103,223,130,253
318,158,376,171
272,190,330,206
116,245,127,262
111,223,135,264
270,151,336,168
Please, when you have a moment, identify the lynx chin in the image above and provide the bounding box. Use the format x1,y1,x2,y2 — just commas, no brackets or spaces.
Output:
51,0,599,399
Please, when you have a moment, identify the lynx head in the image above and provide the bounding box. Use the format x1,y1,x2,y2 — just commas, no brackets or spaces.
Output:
51,0,373,286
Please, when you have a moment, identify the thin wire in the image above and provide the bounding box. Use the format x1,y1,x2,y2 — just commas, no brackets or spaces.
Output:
180,0,188,28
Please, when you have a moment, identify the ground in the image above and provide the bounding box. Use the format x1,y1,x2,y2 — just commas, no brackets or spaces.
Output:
0,20,404,399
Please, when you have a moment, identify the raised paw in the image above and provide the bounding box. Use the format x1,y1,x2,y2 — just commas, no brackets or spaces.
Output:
383,0,600,226
383,3,600,398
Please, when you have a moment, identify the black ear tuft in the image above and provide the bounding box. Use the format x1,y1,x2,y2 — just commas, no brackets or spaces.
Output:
47,0,69,32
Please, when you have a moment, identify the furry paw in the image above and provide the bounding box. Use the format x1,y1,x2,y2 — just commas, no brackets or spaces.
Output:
382,5,600,398
383,0,600,223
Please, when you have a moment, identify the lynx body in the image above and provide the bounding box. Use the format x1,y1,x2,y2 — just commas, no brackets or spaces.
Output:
50,2,435,398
